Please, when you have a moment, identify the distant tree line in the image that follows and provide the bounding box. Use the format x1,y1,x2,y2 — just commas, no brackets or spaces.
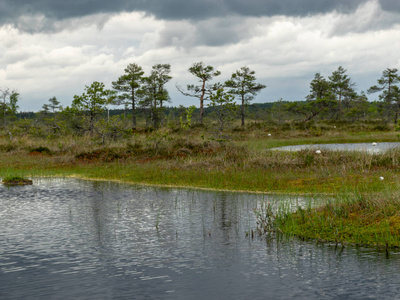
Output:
1,64,400,140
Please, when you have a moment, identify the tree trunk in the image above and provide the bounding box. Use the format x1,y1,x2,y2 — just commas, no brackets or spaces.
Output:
131,89,136,130
3,100,6,132
153,96,158,129
199,80,206,124
90,112,95,136
131,99,136,130
241,94,245,127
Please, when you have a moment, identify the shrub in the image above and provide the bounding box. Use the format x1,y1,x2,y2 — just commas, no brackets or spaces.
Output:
29,146,52,155
75,147,128,162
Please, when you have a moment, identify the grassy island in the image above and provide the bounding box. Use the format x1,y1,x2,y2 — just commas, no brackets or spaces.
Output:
272,192,400,248
1,124,400,247
2,175,33,186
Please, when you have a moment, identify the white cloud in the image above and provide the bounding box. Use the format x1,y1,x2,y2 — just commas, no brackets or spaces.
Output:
0,1,400,110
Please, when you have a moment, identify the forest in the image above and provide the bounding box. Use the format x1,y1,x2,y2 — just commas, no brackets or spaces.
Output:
1,63,399,140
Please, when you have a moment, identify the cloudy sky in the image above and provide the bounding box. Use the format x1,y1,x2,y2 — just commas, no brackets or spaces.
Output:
1,0,400,111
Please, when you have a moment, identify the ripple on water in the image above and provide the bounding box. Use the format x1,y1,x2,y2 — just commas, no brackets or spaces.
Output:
0,178,400,299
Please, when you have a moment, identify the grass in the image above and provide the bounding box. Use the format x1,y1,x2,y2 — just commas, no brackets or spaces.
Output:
272,191,400,248
0,131,398,193
2,175,33,186
1,126,400,247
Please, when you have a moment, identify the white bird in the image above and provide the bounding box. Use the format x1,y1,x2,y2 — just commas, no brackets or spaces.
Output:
372,142,377,146
268,133,271,137
315,150,321,154
379,176,384,181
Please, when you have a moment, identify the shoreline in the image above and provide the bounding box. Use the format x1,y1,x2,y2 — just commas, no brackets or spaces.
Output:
25,173,323,196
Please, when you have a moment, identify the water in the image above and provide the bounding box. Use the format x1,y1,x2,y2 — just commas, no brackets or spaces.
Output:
271,142,400,153
1,178,399,299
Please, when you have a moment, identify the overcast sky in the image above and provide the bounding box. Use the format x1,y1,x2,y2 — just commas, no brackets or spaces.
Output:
1,0,400,111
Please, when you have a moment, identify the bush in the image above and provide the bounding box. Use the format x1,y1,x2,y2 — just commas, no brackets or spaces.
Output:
29,146,52,155
373,124,391,131
75,148,128,162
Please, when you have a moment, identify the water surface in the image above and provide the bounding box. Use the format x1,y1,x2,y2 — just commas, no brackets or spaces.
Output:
271,142,400,153
0,178,399,299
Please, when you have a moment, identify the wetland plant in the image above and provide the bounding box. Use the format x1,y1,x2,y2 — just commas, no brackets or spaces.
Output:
270,192,400,248
254,201,277,235
155,211,161,230
2,175,32,186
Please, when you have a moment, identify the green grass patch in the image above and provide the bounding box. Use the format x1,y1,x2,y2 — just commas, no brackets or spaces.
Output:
271,191,400,248
2,175,33,186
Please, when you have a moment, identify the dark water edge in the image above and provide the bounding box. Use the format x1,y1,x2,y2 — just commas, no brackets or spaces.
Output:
0,178,399,300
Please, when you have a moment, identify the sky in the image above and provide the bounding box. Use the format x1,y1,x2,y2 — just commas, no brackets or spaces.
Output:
1,0,400,111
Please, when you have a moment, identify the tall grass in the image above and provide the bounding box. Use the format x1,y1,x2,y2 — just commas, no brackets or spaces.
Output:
0,131,399,194
258,189,400,248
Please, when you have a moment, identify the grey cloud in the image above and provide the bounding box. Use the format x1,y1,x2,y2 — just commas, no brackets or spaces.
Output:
0,0,377,32
224,0,366,17
157,17,252,48
328,0,400,37
380,0,400,11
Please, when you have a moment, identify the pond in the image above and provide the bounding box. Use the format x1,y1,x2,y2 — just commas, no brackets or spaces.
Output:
1,178,399,299
271,142,400,153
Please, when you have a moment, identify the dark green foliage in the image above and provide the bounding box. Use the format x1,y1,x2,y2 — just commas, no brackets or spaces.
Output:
141,64,172,129
368,68,400,123
225,66,266,126
1,88,19,132
29,146,52,155
112,63,145,129
2,176,32,186
373,123,391,131
75,148,128,162
72,81,112,135
303,154,314,166
177,62,221,124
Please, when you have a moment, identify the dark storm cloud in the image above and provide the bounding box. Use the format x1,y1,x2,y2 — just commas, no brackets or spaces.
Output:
0,0,377,31
380,0,400,11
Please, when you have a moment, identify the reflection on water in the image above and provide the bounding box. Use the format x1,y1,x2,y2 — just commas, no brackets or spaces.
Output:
271,142,400,153
0,178,399,299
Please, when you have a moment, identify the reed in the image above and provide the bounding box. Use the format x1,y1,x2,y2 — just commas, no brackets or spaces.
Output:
267,189,400,248
2,175,33,186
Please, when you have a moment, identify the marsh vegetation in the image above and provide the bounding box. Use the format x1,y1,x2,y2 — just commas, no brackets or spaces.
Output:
1,121,400,247
2,64,400,247
2,175,32,186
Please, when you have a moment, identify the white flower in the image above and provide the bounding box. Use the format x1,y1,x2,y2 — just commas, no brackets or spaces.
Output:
268,133,271,137
379,176,384,181
315,150,321,154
